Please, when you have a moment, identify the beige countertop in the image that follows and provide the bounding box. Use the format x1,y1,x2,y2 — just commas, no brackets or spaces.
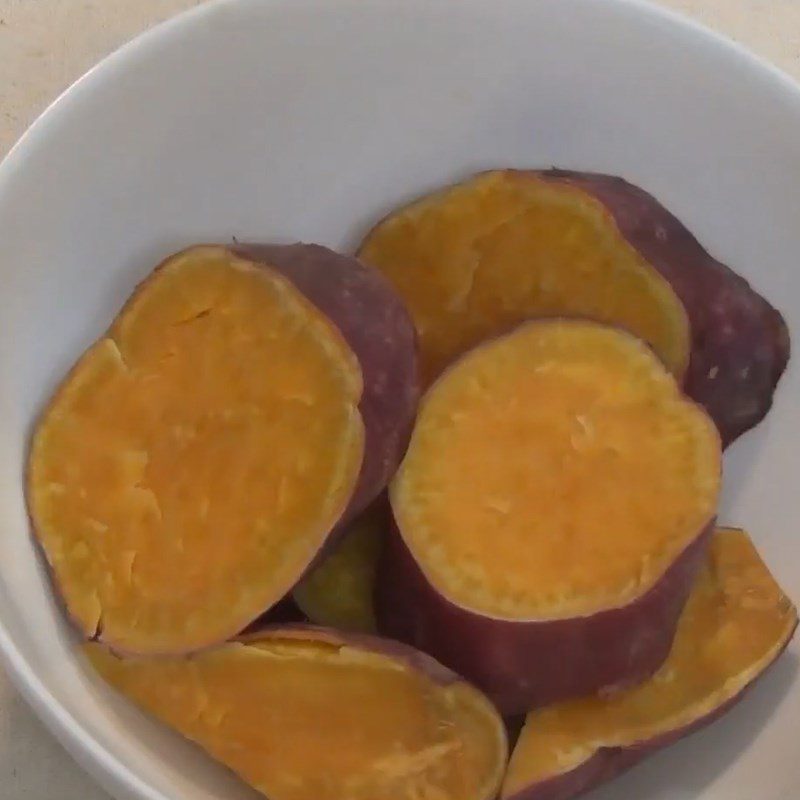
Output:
1,1,799,797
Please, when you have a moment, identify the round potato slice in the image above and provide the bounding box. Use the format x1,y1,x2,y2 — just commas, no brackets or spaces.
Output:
382,319,721,713
28,244,418,655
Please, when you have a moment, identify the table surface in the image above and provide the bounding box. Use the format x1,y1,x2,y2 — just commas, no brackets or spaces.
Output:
1,0,799,797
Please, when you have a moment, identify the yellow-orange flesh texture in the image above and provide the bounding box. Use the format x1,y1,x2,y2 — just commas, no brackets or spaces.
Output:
502,527,798,798
391,320,720,620
358,170,690,386
85,630,508,800
293,502,385,632
28,247,365,654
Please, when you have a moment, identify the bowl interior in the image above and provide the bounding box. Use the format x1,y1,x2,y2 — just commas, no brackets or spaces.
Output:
0,1,799,798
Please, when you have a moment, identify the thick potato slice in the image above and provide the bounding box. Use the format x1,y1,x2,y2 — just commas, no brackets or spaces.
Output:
28,244,417,654
502,527,798,800
359,171,690,383
85,627,508,800
382,319,721,713
359,169,789,444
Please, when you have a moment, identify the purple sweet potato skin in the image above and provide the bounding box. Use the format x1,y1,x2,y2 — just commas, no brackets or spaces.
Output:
534,170,790,446
232,243,419,525
376,522,713,716
501,621,797,800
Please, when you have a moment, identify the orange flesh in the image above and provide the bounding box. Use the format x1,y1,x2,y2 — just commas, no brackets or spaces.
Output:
85,631,507,800
391,320,720,619
293,502,385,632
358,170,689,386
502,528,798,797
28,247,364,654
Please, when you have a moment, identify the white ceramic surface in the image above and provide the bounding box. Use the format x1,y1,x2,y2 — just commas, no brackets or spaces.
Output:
0,0,798,798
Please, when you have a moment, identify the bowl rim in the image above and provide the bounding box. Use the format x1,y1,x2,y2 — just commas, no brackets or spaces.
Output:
1,0,799,798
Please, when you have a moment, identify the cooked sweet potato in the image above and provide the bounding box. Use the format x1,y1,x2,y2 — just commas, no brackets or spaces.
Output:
380,319,721,714
85,626,508,800
27,244,418,655
358,169,789,444
293,498,387,632
502,527,798,800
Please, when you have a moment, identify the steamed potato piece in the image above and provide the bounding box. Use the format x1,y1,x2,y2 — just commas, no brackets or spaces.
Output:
358,169,789,444
382,320,721,713
28,244,418,655
86,627,508,800
358,170,690,384
502,528,798,800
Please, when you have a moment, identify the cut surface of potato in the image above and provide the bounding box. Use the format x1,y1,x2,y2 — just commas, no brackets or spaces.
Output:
29,246,366,654
293,499,386,632
359,170,690,385
381,319,720,713
359,169,790,444
392,320,719,620
502,527,798,800
86,627,508,800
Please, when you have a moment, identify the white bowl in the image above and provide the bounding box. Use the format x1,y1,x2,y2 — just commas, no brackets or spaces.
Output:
1,0,799,798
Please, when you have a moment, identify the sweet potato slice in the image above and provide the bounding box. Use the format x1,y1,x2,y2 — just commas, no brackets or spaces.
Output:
502,527,798,800
27,244,417,655
358,169,789,444
358,171,690,384
381,320,721,713
85,627,508,800
293,499,387,632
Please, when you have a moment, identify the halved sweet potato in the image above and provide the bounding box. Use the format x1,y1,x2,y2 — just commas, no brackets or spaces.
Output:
358,169,789,444
380,319,721,714
85,626,508,800
27,244,418,655
293,498,387,632
502,527,798,800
